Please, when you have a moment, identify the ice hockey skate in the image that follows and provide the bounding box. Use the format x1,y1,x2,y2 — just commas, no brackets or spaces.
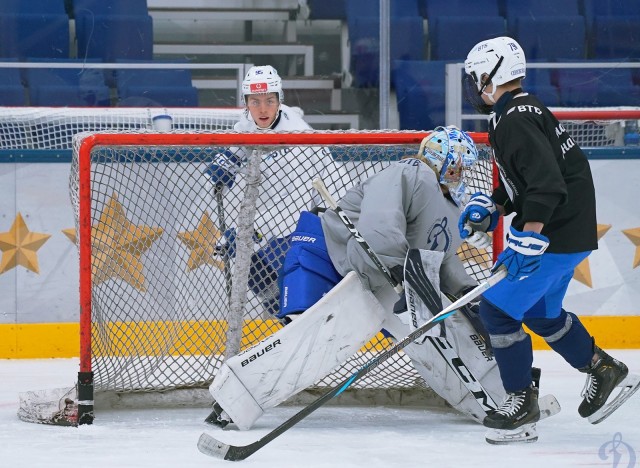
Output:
204,401,233,429
484,393,561,445
579,346,640,425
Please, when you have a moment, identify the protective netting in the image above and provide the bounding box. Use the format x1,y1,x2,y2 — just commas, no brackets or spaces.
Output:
69,130,496,398
551,107,640,147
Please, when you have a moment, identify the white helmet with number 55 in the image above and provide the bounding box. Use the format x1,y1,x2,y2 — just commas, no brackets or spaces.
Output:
241,65,284,105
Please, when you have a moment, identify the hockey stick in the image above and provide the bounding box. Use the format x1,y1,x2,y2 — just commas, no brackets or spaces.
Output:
311,178,403,294
198,272,505,461
214,184,233,305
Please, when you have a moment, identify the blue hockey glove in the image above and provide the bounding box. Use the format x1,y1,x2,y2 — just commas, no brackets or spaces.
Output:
493,226,550,281
204,150,241,189
458,192,500,239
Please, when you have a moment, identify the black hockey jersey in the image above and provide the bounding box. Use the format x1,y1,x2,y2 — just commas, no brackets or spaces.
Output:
488,91,598,253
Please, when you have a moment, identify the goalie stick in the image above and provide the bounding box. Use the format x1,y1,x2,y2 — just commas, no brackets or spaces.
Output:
214,184,232,305
197,272,505,461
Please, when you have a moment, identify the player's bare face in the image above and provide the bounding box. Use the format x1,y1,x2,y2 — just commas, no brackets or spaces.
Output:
247,93,280,128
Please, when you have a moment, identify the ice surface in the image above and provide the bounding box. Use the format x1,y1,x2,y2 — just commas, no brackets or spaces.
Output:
1,350,638,468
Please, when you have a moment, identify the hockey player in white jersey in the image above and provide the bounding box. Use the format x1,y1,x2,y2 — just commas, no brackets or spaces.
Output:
206,126,510,431
204,65,345,317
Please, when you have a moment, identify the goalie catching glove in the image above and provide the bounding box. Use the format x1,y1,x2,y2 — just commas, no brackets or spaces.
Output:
493,226,549,281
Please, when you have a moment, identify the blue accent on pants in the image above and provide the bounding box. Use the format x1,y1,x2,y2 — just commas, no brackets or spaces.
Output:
480,251,594,391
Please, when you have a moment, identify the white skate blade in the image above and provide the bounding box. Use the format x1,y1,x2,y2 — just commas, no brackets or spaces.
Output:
485,394,561,445
588,373,640,425
485,423,538,445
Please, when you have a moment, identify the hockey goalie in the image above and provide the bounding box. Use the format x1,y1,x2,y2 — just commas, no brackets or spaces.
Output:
206,127,508,434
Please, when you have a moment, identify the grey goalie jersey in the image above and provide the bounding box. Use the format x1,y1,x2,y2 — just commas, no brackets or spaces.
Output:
321,158,476,296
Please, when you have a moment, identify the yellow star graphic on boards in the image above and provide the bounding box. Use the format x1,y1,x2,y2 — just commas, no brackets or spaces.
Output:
62,228,76,244
622,227,640,269
177,211,225,271
91,194,164,291
457,234,493,269
0,213,51,274
573,224,611,287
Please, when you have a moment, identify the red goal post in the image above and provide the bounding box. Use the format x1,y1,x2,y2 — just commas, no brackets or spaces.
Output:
70,130,499,425
552,107,640,147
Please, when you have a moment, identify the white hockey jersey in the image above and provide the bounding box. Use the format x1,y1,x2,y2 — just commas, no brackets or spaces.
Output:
229,105,341,239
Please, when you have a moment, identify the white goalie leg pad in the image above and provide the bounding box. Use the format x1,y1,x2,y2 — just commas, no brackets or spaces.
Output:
210,271,387,430
377,275,504,423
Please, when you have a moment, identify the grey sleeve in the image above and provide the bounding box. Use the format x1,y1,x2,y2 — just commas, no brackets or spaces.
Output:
322,163,425,292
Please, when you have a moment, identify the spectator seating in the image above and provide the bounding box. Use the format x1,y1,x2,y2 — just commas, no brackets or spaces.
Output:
0,67,26,105
590,16,640,60
421,0,500,19
0,9,69,60
514,16,586,61
73,0,153,61
583,0,640,29
503,0,580,30
556,69,600,106
24,65,110,106
393,60,445,130
115,68,198,107
346,0,421,19
307,0,347,20
522,68,559,105
429,16,506,61
348,16,424,87
595,68,640,106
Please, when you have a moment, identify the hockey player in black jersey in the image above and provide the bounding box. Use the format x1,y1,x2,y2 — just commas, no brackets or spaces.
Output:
459,36,639,444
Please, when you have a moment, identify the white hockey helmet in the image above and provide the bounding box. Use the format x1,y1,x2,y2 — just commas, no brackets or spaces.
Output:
463,36,526,113
419,126,478,207
241,65,283,105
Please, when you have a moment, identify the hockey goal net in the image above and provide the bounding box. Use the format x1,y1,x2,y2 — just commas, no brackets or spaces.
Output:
65,129,498,424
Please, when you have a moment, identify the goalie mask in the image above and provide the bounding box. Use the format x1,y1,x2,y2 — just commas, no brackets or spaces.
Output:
463,36,526,114
419,126,478,207
241,65,284,106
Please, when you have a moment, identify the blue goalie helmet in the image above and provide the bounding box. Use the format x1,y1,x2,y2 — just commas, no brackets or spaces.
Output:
420,126,478,207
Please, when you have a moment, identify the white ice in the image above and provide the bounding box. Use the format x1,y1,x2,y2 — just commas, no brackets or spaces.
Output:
1,350,639,468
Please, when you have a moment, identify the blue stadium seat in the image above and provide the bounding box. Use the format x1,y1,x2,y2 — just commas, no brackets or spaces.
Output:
0,67,26,105
24,66,110,106
504,0,580,30
556,69,599,106
591,16,640,60
115,68,198,107
522,68,559,105
422,0,500,19
115,68,195,91
393,60,445,130
76,14,153,61
117,86,198,107
430,16,506,61
348,16,425,87
583,0,640,29
72,0,148,17
595,68,640,106
0,0,66,14
0,13,69,59
346,0,420,18
308,0,347,20
514,16,586,61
